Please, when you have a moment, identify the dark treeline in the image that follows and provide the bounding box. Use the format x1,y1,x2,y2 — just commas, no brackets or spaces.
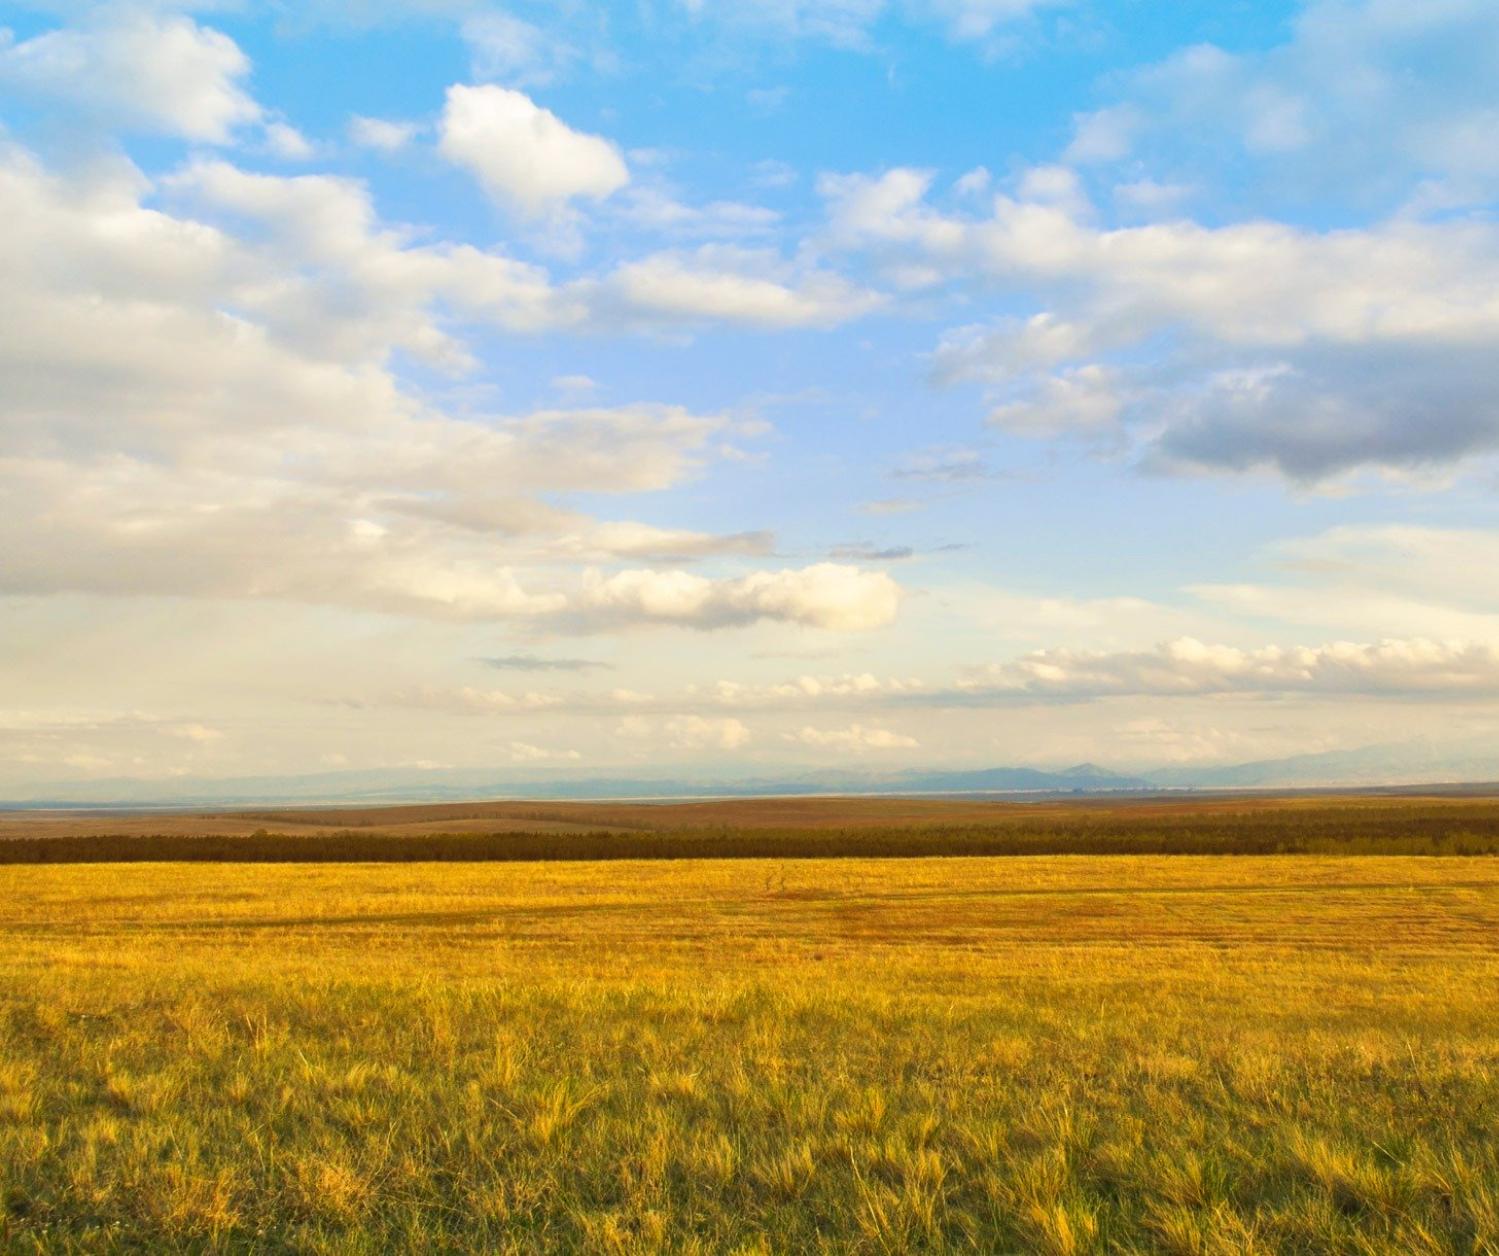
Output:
5,803,1499,861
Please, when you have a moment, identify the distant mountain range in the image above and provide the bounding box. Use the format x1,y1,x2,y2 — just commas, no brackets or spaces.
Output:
6,741,1499,808
0,762,1150,807
1147,741,1499,789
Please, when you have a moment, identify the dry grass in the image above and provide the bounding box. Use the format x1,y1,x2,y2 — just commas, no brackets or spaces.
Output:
8,794,1499,861
2,854,1498,1250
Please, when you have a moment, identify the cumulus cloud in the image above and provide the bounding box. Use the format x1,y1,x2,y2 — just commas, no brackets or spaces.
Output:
0,143,803,620
575,564,901,631
1147,349,1499,480
0,11,261,141
438,84,629,218
986,365,1125,438
823,166,1499,479
957,637,1499,701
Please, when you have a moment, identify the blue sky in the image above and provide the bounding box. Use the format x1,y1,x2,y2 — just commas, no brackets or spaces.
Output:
4,0,1499,789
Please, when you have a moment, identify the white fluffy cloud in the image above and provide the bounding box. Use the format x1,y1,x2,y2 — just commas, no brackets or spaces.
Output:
576,564,900,632
438,84,629,218
958,637,1499,701
0,11,261,141
0,140,903,629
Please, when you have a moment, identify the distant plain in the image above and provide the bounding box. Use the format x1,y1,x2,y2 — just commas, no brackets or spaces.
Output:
5,793,1499,859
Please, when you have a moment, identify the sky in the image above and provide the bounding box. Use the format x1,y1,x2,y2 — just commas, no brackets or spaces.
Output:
5,0,1499,791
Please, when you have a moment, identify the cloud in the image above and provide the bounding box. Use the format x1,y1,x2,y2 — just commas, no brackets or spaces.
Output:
823,167,1499,479
614,187,780,239
956,637,1499,701
930,314,1107,384
663,715,751,750
587,246,883,329
859,497,924,516
552,373,598,397
0,708,235,782
168,157,871,340
1146,349,1499,480
480,654,612,673
348,115,421,152
0,141,904,635
558,524,775,562
829,543,916,561
784,723,918,749
167,722,224,743
387,687,564,715
890,446,997,482
0,11,261,141
165,156,570,352
749,159,797,189
1062,105,1140,165
1184,525,1499,643
675,0,1068,48
706,673,924,707
1072,0,1499,210
461,11,578,87
438,83,629,218
575,563,901,631
986,365,1125,438
262,121,317,161
0,142,754,620
1272,526,1499,613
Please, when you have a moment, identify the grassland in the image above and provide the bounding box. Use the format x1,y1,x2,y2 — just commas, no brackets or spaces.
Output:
3,848,1498,1252
7,793,1499,860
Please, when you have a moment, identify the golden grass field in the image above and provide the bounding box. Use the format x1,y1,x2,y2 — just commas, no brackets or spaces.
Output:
3,833,1499,1251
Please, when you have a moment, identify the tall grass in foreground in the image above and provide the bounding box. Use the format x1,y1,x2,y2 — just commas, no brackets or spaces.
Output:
2,856,1498,1252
